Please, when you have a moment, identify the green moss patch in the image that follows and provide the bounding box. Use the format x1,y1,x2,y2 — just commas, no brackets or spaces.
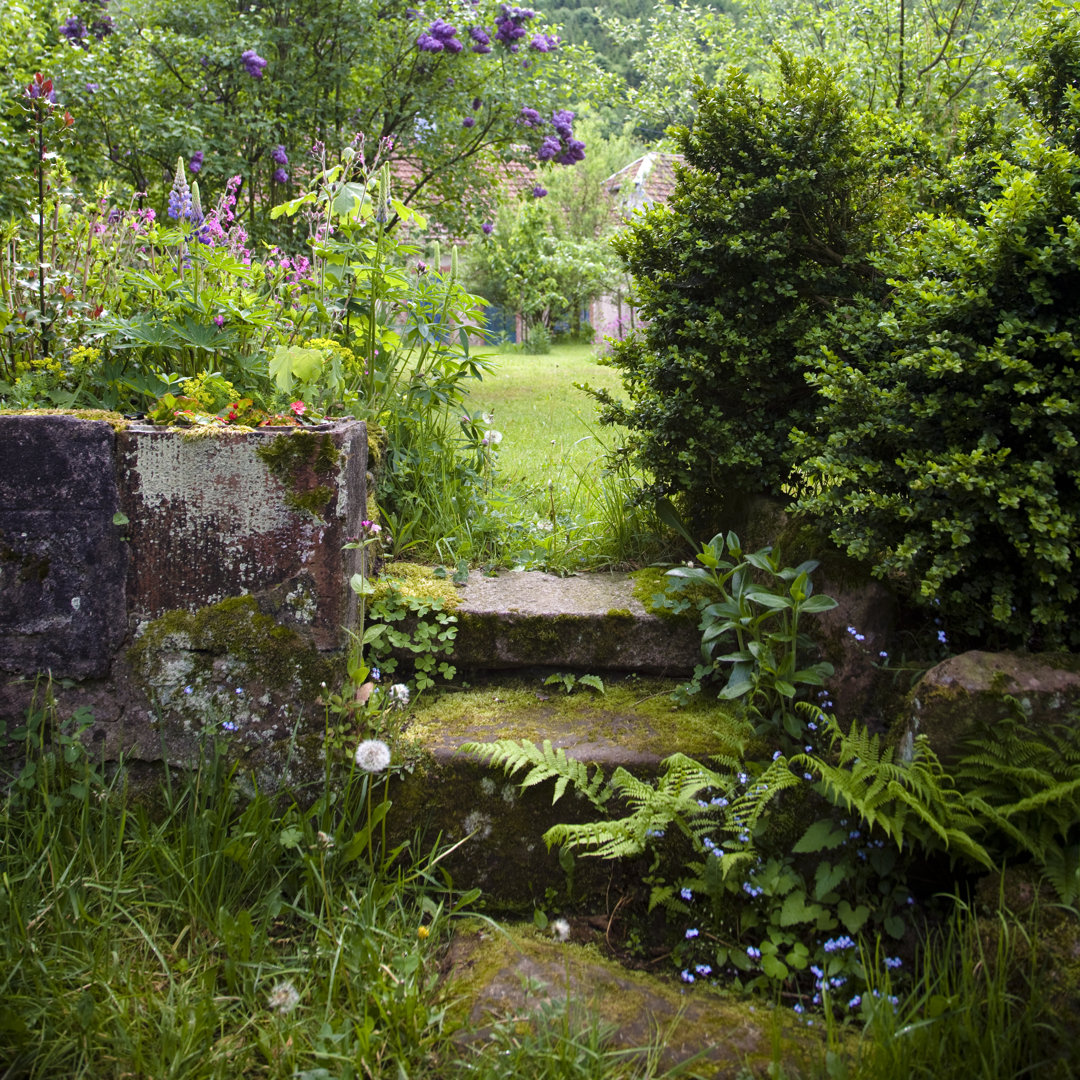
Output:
401,675,746,760
374,562,463,611
255,430,340,519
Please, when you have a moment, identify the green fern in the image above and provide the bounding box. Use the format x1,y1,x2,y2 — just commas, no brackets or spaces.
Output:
791,708,993,869
543,753,733,859
460,738,611,810
955,711,1080,903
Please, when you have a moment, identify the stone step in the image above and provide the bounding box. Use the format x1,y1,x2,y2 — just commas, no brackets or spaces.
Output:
449,570,701,676
391,674,741,909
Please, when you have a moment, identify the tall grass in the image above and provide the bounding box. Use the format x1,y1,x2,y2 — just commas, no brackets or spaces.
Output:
0,689,687,1080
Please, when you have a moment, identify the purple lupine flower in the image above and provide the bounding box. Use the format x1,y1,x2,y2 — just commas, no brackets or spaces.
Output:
531,184,547,198
271,144,288,165
241,49,267,78
481,222,493,234
167,165,192,221
189,150,204,174
213,314,225,328
273,167,288,184
59,16,88,45
518,106,542,128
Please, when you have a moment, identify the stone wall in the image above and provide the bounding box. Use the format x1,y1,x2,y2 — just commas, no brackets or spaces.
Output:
0,414,369,767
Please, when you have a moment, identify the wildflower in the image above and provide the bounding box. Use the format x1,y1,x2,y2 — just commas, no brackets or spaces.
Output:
371,668,381,682
167,160,193,221
694,964,712,976
823,935,855,953
746,946,761,960
938,629,948,645
221,720,238,731
267,980,300,1014
848,994,862,1009
418,924,430,939
242,49,267,78
681,969,694,983
772,749,782,760
481,222,494,235
793,1003,804,1014
213,314,225,328
884,956,903,969
289,400,306,416
685,928,699,939
317,830,335,849
680,887,693,901
354,739,392,772
551,917,570,941
235,687,244,695
184,685,194,695
388,684,411,709
416,261,428,274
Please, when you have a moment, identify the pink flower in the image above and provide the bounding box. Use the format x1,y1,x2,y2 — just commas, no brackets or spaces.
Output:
290,401,307,415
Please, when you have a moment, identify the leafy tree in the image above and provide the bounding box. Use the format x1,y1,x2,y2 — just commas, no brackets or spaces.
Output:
29,0,610,238
592,52,923,522
797,8,1080,649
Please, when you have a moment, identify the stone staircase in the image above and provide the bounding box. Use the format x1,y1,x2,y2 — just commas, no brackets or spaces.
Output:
390,569,731,911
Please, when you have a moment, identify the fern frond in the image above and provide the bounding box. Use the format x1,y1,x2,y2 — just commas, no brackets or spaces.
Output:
461,738,610,810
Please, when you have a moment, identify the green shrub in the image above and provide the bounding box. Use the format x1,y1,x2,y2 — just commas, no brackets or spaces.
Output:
797,16,1080,648
591,51,922,524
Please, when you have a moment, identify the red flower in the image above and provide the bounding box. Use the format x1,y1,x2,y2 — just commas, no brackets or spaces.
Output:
290,401,307,416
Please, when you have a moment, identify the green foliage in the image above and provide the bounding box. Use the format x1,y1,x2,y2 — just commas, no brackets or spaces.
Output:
792,710,993,869
956,710,1080,904
592,52,919,516
461,738,612,810
655,531,837,743
797,17,1080,647
543,672,606,695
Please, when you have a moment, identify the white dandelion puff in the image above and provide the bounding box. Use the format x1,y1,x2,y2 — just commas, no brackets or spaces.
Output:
551,917,571,942
267,980,300,1014
354,739,391,773
388,684,411,709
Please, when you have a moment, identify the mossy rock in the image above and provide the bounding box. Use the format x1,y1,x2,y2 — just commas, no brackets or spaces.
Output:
442,921,835,1078
126,595,340,776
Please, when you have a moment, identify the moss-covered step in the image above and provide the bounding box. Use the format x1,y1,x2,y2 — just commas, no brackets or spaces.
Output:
390,676,744,910
450,570,700,675
442,922,831,1078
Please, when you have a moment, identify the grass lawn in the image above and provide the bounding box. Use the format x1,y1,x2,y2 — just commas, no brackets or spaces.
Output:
466,342,627,491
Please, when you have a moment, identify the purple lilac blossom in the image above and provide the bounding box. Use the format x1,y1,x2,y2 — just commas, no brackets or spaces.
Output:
481,222,493,234
462,116,475,128
495,5,535,49
59,16,87,45
529,33,558,51
418,18,462,52
273,167,289,184
189,150,204,173
241,49,267,78
537,135,560,161
271,144,288,165
86,82,99,93
472,96,483,109
531,184,547,198
518,106,542,128
90,15,114,39
469,26,492,52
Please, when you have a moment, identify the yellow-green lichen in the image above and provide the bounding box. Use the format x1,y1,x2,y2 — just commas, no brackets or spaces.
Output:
373,563,463,611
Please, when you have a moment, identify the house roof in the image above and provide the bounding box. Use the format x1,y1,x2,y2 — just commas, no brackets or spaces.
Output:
603,152,683,220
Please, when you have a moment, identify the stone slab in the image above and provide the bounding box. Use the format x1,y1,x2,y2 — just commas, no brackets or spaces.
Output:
0,415,128,678
118,422,368,649
451,570,701,675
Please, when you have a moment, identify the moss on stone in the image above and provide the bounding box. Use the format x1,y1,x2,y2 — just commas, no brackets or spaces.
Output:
400,676,747,760
255,430,340,519
374,563,463,611
129,595,338,710
1,407,129,431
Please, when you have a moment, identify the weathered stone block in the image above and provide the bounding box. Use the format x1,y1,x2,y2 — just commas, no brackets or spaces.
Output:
0,415,128,678
118,423,368,648
898,650,1080,763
